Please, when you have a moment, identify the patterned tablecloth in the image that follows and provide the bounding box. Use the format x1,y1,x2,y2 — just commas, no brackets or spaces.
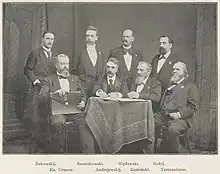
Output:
85,97,155,154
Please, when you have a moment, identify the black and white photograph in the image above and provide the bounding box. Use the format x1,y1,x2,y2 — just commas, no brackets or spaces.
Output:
2,2,217,156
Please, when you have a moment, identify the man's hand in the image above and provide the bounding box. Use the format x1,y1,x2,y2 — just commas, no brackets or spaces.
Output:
127,91,139,99
77,101,85,110
54,89,68,97
96,89,108,99
169,112,181,120
108,92,122,99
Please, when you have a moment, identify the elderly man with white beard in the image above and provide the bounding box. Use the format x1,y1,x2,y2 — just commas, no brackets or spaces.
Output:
127,61,162,111
154,62,199,153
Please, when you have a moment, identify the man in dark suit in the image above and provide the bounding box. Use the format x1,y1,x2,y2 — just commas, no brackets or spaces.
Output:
92,57,129,99
154,62,199,153
128,61,161,105
151,36,179,93
40,54,95,153
23,31,57,153
72,26,105,99
109,29,143,90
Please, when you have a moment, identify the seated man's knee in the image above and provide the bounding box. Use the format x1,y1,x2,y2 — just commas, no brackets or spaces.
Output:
51,115,65,128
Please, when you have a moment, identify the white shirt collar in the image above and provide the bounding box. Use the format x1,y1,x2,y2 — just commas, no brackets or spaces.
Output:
123,45,132,50
107,74,116,84
87,44,96,49
138,76,149,85
176,77,185,84
42,46,51,52
159,50,171,59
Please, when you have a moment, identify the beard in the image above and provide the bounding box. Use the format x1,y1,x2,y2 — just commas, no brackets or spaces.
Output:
170,73,184,84
159,47,166,55
135,76,145,85
59,68,70,78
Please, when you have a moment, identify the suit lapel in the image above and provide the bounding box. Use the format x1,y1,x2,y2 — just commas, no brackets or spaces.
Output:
102,76,108,93
51,75,61,92
158,54,175,75
114,76,121,91
39,47,50,74
141,77,151,92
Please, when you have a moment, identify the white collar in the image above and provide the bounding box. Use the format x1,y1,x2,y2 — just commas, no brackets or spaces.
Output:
159,50,171,59
138,76,149,85
87,44,96,49
107,74,116,84
176,77,185,84
123,45,132,50
42,46,51,52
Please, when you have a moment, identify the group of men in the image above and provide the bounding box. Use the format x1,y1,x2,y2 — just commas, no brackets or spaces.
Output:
23,25,199,154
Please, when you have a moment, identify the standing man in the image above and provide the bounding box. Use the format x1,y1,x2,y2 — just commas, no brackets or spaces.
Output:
154,62,199,153
24,31,57,153
109,29,143,90
73,26,105,99
92,57,129,98
151,36,179,93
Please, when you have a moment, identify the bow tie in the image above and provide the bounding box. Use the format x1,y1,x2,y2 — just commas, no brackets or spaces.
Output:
58,75,68,79
159,55,166,60
123,48,132,55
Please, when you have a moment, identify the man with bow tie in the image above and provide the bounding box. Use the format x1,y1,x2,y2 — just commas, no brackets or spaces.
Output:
108,29,143,90
92,57,129,99
154,62,199,153
127,61,161,111
24,31,58,153
40,54,95,153
151,36,179,93
72,26,105,99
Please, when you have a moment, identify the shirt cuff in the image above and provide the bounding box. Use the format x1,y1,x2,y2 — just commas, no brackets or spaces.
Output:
96,89,103,96
177,112,181,118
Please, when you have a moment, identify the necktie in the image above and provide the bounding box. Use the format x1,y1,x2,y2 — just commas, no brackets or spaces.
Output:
109,79,113,85
123,48,132,55
58,75,68,79
159,55,166,60
44,50,51,59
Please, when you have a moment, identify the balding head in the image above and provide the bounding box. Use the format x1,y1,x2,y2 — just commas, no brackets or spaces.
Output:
122,29,135,47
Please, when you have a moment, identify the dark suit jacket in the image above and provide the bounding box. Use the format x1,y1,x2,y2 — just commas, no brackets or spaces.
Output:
160,79,199,126
109,46,143,90
92,75,129,97
24,47,57,84
151,53,178,91
130,77,162,103
72,45,105,91
40,74,86,104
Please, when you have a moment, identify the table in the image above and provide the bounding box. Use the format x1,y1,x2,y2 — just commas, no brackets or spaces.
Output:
85,97,155,154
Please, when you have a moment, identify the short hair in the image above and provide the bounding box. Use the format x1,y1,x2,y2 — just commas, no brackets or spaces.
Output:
173,61,189,78
123,29,134,37
86,25,99,36
107,57,119,67
54,54,69,63
160,35,174,44
138,61,152,71
42,31,55,38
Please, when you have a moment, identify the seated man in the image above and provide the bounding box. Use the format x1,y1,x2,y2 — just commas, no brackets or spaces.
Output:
154,62,199,153
127,61,161,110
92,57,129,99
40,54,94,153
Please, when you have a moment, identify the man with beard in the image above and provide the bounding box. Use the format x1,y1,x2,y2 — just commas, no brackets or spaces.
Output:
127,61,161,108
24,31,57,153
154,62,199,153
151,36,179,93
40,54,94,153
108,29,143,90
72,26,105,99
92,57,129,99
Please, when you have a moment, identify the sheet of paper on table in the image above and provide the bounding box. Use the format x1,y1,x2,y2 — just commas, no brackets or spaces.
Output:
97,97,148,102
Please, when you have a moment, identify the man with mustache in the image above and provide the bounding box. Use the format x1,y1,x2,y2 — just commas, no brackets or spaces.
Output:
24,31,57,153
127,61,161,111
40,54,94,153
92,57,129,99
109,29,143,90
151,36,179,93
72,26,105,99
154,62,199,153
